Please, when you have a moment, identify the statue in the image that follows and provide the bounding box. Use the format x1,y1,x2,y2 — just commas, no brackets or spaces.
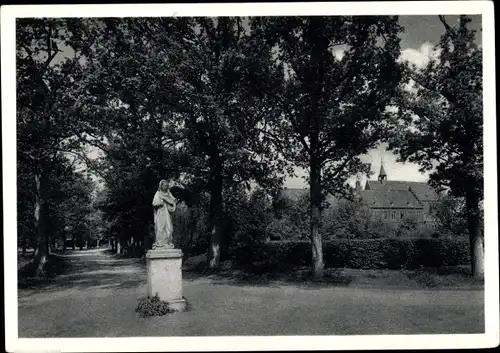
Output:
152,179,177,249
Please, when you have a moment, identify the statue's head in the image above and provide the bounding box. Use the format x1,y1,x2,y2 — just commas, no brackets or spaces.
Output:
159,179,171,192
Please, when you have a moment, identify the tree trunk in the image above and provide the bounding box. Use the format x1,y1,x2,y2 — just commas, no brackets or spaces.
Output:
61,233,66,252
72,236,76,250
310,160,324,278
117,238,123,255
32,160,49,278
23,233,28,255
144,232,151,253
466,189,484,278
187,208,195,254
49,237,56,254
134,237,140,257
207,159,224,270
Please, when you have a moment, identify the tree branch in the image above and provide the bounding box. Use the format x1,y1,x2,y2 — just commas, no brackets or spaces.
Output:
52,148,112,185
405,68,457,105
322,152,354,177
438,15,456,39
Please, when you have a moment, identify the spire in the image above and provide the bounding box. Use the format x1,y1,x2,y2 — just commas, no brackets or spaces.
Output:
378,158,387,184
355,176,362,192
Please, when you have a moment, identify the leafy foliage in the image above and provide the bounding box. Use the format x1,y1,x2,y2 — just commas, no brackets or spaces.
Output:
16,17,479,280
252,16,403,190
430,195,469,236
72,18,286,266
387,15,483,276
17,154,96,251
251,16,404,275
322,199,393,239
394,217,419,238
389,15,482,198
135,294,175,318
16,18,100,274
234,238,471,270
226,189,274,249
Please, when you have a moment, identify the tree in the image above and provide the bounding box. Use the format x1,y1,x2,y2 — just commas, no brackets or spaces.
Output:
53,165,95,251
430,195,468,236
226,188,274,251
156,17,286,269
76,18,284,267
72,18,191,257
17,18,96,276
388,15,484,277
253,16,403,277
17,147,95,259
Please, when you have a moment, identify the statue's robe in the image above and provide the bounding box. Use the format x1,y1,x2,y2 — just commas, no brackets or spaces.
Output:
152,184,177,249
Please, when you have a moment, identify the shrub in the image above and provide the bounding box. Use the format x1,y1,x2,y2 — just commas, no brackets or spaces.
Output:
173,204,209,255
394,218,419,237
229,238,471,270
430,195,472,237
322,200,397,239
135,294,174,318
266,218,302,241
322,200,371,239
383,238,418,269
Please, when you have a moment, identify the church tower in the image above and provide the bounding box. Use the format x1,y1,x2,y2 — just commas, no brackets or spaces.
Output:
378,158,387,184
353,173,362,200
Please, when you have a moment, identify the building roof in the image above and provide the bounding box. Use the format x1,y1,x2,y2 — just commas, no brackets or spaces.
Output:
360,189,423,209
282,180,437,211
365,180,439,201
408,184,439,202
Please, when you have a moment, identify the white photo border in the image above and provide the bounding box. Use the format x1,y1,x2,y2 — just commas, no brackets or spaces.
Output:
2,2,498,351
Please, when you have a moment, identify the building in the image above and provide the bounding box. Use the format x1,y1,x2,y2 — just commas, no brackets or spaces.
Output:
281,161,439,227
357,161,439,226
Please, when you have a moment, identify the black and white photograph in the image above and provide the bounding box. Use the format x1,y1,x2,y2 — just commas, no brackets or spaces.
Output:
2,2,498,351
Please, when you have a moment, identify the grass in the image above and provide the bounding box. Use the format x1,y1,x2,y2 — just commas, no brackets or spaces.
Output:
17,249,485,337
18,251,71,287
183,255,484,290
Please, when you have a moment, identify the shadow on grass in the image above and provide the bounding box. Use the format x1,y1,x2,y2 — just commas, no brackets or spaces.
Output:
19,267,146,295
103,248,147,260
405,266,484,288
103,249,116,256
18,249,147,293
18,255,73,290
182,255,483,290
183,258,353,289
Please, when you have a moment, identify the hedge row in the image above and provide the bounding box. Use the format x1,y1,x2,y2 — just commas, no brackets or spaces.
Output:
231,238,471,270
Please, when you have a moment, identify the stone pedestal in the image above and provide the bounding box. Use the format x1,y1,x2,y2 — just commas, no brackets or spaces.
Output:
146,248,187,312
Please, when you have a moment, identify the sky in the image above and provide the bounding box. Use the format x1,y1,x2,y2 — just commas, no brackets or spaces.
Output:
285,15,483,189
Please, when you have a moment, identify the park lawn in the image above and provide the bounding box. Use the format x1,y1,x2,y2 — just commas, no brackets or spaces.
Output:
182,254,484,290
17,249,484,338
